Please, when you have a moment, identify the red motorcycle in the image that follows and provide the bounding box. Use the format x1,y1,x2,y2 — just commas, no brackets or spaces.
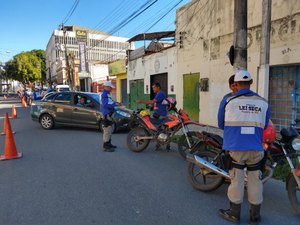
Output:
186,122,300,216
126,97,202,154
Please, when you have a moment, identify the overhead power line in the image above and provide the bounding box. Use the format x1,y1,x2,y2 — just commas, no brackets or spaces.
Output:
93,0,136,31
86,0,158,53
62,0,80,24
145,0,184,33
109,0,158,35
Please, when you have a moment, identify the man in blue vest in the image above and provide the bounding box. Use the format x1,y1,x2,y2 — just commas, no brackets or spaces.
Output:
136,82,169,150
136,82,167,119
218,70,270,224
33,86,43,101
100,81,121,152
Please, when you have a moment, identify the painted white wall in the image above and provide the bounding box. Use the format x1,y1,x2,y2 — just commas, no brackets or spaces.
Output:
127,46,177,95
176,0,300,127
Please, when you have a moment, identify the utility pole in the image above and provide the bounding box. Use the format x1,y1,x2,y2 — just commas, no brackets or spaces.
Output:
62,24,72,89
69,53,75,90
258,0,272,99
233,0,248,70
47,62,52,88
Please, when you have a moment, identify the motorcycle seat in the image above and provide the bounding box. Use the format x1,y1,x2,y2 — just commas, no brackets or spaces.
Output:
202,131,223,146
150,117,172,128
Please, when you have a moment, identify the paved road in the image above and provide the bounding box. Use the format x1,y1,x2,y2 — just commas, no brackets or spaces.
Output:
0,99,299,225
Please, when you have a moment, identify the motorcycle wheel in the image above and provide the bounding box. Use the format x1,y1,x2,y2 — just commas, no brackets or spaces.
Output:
287,175,300,216
127,127,150,152
188,150,225,192
178,131,203,159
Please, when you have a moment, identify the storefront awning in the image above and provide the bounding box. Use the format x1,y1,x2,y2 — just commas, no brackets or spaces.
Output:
128,31,175,42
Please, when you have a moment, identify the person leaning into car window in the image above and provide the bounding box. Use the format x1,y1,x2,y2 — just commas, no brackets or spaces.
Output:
100,81,121,152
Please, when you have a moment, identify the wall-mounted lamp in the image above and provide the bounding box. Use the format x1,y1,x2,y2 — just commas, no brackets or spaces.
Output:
170,85,174,92
146,85,149,93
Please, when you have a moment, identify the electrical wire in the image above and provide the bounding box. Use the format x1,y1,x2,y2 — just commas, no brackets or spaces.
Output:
144,0,184,33
86,0,159,53
95,0,190,63
62,0,80,24
109,0,158,35
93,0,137,31
123,0,175,37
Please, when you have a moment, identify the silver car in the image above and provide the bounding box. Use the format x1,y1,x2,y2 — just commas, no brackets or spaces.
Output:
30,91,131,131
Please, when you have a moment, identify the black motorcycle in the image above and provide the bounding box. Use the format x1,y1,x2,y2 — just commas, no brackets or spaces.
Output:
186,127,300,216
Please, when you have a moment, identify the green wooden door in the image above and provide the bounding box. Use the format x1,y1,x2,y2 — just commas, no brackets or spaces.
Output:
183,73,200,122
129,79,147,109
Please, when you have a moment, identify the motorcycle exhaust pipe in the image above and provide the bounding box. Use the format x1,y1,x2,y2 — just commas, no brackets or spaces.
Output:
261,165,273,184
134,136,154,141
186,155,230,179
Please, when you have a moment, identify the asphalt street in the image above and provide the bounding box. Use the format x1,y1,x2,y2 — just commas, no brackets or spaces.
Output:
0,98,299,225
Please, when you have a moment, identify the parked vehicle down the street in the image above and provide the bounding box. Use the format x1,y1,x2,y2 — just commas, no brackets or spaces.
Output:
30,91,132,132
55,84,70,92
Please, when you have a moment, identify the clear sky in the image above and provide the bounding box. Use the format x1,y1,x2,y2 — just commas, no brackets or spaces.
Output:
0,0,191,63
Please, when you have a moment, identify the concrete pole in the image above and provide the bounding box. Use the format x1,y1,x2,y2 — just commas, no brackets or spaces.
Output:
62,24,72,89
258,0,272,99
233,0,248,70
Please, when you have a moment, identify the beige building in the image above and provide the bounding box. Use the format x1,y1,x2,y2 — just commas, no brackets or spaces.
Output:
45,26,133,91
176,0,300,129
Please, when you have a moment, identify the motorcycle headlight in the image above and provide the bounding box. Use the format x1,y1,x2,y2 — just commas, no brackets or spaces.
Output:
116,110,131,118
292,137,300,151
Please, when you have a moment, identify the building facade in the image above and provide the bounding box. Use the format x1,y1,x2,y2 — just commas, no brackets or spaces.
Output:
127,43,177,110
176,0,300,129
45,26,134,91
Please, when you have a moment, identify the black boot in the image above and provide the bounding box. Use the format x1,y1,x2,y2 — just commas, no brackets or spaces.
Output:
108,139,117,148
103,142,115,152
219,202,241,223
155,144,161,151
166,144,171,151
249,204,261,225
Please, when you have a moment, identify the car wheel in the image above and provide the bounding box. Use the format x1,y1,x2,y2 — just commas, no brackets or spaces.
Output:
40,114,54,130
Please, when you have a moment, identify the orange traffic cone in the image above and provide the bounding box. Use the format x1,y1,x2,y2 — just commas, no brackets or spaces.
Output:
1,113,15,136
0,113,22,160
11,105,17,119
21,97,27,108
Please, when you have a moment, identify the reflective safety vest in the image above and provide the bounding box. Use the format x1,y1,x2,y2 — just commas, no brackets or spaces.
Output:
218,89,270,151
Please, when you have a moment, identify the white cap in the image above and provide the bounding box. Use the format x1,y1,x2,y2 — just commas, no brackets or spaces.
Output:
103,81,115,88
234,70,252,82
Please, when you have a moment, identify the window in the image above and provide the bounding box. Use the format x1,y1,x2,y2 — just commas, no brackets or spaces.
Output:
75,94,96,108
55,93,71,102
43,93,56,101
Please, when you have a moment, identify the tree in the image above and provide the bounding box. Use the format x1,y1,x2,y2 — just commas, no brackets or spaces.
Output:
4,52,43,83
30,49,46,82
